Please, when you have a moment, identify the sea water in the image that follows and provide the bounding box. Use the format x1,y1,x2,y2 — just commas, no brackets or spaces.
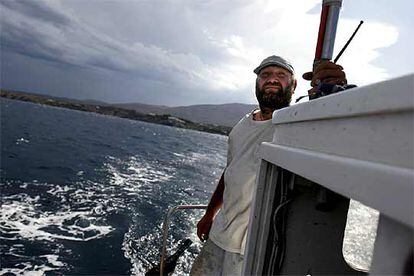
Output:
0,98,377,275
1,98,227,275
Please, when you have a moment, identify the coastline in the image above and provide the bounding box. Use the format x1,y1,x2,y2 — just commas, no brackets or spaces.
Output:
0,90,231,136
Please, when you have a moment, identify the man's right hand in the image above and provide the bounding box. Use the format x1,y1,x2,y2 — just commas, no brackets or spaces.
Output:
302,61,347,96
197,212,214,242
196,171,225,242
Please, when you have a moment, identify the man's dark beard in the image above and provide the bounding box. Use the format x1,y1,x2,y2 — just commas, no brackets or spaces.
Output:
255,80,293,110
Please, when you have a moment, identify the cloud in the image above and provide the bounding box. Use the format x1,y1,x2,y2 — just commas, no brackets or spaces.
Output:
1,0,71,26
0,0,406,105
1,1,251,94
336,20,399,87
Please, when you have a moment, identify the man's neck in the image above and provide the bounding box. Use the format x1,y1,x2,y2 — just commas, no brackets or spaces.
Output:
253,107,274,121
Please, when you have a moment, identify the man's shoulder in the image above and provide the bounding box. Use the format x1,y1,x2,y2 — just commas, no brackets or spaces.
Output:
234,110,256,127
229,112,253,135
228,110,274,139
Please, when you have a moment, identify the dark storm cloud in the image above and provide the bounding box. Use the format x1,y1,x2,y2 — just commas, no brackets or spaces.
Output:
1,0,71,26
0,1,75,67
1,2,121,70
2,0,411,105
0,0,275,105
0,0,240,92
1,18,67,66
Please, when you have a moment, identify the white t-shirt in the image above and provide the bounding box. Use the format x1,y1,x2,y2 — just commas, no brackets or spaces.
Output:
209,111,275,254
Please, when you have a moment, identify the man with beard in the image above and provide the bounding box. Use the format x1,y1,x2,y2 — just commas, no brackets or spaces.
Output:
190,55,346,275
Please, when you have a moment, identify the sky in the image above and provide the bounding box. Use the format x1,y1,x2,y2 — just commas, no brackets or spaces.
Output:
1,0,413,106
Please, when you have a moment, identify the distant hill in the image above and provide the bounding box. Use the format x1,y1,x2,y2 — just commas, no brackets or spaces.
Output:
114,103,257,127
1,90,110,106
113,102,170,115
1,89,257,127
1,90,232,135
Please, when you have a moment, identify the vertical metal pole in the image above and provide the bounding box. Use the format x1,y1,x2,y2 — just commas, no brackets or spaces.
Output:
313,0,342,70
321,4,341,60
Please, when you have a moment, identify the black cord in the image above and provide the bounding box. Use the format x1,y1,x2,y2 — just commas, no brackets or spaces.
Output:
267,170,292,275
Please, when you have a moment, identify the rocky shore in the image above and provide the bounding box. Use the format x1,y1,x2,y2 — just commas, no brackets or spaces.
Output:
0,90,231,136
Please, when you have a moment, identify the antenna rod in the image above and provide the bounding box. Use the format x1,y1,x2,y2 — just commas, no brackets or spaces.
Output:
334,20,364,63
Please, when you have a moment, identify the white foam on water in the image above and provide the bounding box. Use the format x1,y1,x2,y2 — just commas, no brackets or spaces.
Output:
42,254,65,267
114,153,219,275
173,152,185,158
171,212,204,276
15,138,29,145
122,222,188,276
122,209,204,276
2,149,223,275
47,184,72,196
19,183,28,189
105,156,174,191
1,193,114,242
175,151,225,170
183,152,210,165
0,254,64,276
101,153,222,275
123,228,158,275
46,181,118,215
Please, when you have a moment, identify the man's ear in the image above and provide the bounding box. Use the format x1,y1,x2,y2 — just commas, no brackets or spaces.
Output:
291,79,298,94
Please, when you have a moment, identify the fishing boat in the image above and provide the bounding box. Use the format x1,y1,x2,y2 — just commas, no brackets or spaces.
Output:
159,73,413,275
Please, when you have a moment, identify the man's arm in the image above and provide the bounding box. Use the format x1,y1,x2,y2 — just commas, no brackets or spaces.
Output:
196,171,225,241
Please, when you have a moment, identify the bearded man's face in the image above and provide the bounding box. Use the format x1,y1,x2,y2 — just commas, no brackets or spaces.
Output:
256,66,295,110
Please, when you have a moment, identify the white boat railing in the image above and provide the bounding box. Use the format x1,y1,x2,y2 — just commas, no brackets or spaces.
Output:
160,204,207,276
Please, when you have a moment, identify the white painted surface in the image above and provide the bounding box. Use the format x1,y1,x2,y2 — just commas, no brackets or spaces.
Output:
273,112,413,169
273,74,414,125
258,143,414,228
261,73,414,226
246,74,414,275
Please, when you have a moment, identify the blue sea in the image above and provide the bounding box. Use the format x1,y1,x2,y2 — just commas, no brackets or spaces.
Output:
0,98,378,275
1,98,227,275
